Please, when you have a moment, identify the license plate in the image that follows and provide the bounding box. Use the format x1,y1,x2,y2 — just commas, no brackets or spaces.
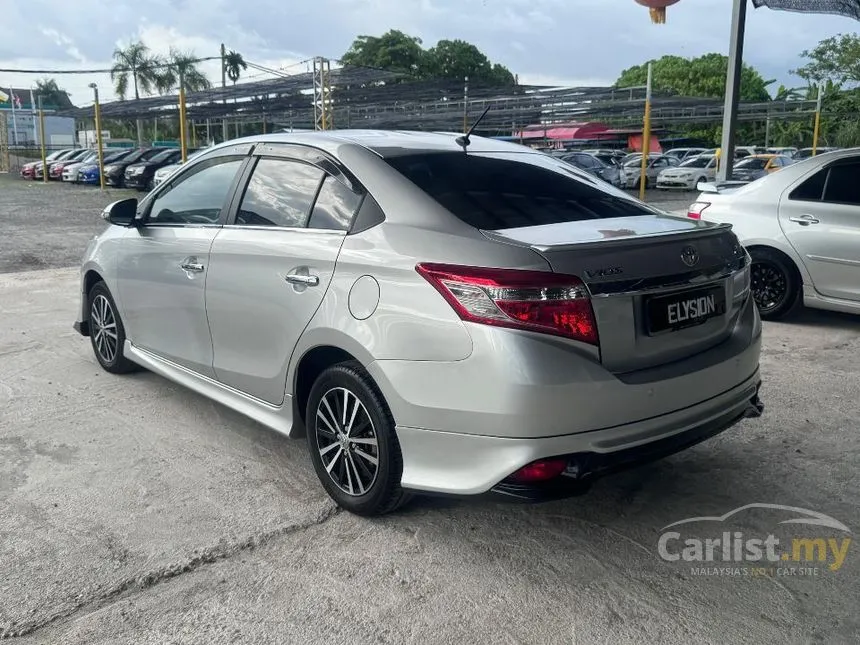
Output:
646,286,726,334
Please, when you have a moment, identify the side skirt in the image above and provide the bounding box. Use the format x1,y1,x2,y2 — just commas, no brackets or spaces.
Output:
124,341,296,437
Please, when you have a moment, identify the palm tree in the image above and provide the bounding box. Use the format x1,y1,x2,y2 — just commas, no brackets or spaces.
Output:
158,49,211,93
110,41,161,101
224,50,247,138
111,41,162,145
225,50,247,85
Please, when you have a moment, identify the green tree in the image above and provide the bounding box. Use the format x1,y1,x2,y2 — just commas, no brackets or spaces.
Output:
340,30,516,86
225,50,247,85
426,39,515,85
157,48,212,93
34,78,69,108
341,30,426,76
616,53,773,101
110,41,162,100
794,33,860,86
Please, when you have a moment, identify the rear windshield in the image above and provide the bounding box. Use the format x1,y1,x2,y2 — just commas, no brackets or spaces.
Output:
385,152,651,230
736,157,768,170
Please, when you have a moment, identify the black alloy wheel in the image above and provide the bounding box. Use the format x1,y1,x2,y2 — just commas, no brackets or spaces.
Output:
749,248,800,320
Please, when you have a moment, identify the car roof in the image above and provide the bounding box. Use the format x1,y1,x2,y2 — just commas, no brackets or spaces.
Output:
209,130,531,158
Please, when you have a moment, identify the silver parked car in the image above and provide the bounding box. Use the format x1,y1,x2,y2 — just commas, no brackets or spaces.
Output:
622,154,679,189
74,131,763,515
689,148,860,320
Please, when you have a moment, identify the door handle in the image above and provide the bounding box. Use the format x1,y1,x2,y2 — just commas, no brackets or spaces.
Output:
180,261,205,273
285,273,320,286
789,214,820,225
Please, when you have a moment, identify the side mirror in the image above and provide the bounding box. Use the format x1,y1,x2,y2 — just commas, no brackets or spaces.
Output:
102,198,139,227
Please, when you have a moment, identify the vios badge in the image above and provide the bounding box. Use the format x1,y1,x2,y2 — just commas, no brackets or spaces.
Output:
680,245,700,268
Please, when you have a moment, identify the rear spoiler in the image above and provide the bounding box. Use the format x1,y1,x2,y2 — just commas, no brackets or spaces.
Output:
696,180,749,194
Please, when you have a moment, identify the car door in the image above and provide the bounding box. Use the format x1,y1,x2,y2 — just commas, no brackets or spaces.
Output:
779,158,860,302
649,157,668,182
205,144,364,405
116,149,250,377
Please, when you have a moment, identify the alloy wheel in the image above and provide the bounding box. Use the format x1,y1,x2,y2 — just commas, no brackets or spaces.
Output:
90,294,119,364
315,387,379,496
750,261,787,314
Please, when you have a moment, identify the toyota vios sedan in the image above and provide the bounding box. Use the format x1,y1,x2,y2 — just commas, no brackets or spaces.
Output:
73,132,764,515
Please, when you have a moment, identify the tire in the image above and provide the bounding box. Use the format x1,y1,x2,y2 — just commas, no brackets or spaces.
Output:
749,247,801,320
87,281,140,374
306,361,411,516
697,176,707,188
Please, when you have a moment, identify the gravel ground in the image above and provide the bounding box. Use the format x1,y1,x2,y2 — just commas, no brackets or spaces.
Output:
1,175,858,644
0,175,138,274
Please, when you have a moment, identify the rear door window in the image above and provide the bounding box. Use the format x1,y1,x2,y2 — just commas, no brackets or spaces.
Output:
823,162,860,205
235,158,324,228
384,152,651,230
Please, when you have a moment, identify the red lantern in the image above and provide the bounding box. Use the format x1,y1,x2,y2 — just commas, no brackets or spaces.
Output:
635,0,681,23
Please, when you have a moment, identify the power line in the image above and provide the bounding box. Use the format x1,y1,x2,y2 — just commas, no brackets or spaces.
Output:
0,56,221,75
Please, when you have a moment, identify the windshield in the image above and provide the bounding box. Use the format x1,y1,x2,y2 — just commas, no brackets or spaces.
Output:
385,151,651,231
103,150,131,163
735,157,768,170
150,149,178,163
680,157,712,169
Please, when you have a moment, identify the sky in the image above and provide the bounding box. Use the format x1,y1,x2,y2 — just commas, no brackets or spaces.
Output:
0,0,857,107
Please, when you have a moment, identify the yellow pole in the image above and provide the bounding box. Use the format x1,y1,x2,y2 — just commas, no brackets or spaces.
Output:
812,85,823,156
179,70,188,163
91,85,106,191
37,96,47,183
638,62,653,202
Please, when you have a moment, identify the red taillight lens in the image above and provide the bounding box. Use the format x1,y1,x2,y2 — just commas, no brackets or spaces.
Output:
510,459,568,483
687,201,711,220
416,263,599,345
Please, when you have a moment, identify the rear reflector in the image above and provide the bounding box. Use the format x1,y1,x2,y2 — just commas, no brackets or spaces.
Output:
687,201,711,220
416,263,599,345
509,459,568,483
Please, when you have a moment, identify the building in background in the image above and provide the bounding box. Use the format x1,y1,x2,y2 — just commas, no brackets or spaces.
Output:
0,86,76,149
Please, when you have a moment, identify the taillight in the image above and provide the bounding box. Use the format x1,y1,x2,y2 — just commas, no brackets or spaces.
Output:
687,201,711,220
509,458,568,483
415,263,599,346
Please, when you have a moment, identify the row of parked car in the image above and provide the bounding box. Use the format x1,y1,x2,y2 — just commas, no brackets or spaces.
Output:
552,145,841,192
19,146,198,191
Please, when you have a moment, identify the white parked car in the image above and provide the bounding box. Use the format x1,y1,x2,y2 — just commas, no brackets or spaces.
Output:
152,163,180,188
664,147,707,162
657,154,718,190
152,147,211,188
688,148,860,319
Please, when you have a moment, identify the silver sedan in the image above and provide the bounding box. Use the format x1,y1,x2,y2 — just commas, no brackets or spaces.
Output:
74,131,763,515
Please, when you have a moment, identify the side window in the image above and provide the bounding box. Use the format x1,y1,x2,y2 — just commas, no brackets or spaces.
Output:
823,163,860,205
235,158,324,228
147,158,244,225
308,176,364,231
789,168,828,202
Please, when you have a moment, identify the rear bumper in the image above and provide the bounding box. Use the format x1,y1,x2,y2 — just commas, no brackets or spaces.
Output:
491,385,763,501
393,369,761,495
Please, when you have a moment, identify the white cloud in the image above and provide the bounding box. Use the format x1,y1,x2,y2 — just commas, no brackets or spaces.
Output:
1,0,858,106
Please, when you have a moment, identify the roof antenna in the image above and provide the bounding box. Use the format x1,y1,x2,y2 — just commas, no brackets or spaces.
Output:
456,106,491,151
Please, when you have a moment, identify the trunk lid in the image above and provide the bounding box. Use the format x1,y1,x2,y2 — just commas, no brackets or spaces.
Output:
483,214,749,373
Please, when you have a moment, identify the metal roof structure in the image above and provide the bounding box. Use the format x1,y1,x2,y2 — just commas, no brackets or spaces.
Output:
58,63,820,136
752,0,860,19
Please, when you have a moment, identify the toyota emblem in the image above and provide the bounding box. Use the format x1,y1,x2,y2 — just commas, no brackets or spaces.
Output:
680,245,700,268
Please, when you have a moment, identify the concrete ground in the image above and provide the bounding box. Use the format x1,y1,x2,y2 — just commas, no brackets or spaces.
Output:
1,174,859,644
